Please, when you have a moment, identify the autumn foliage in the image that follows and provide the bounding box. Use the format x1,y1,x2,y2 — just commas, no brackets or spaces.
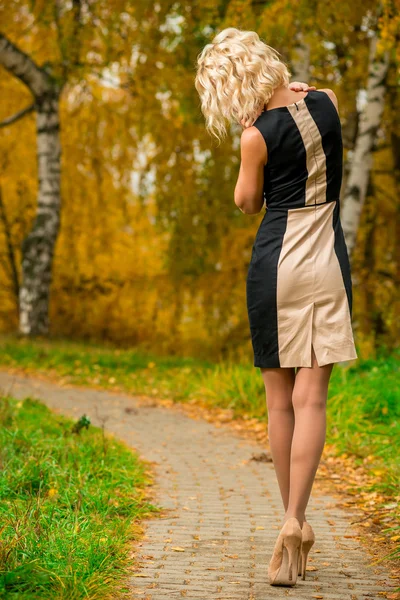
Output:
0,0,399,359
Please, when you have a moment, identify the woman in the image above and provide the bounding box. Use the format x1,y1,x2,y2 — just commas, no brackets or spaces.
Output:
195,28,358,587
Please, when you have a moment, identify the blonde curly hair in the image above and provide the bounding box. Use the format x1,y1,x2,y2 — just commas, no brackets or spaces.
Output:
195,28,291,142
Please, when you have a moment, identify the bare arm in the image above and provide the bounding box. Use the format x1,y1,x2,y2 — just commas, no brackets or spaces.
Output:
234,127,267,215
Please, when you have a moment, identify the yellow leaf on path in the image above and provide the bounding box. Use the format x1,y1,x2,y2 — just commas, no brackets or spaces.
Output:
255,526,265,530
132,574,151,577
171,546,185,552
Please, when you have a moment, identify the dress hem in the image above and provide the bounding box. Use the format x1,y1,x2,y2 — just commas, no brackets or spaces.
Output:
254,350,358,369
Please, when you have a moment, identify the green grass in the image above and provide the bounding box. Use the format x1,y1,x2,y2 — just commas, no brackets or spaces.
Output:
327,355,400,491
0,393,159,599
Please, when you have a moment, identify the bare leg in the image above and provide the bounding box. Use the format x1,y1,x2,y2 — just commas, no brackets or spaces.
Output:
283,346,334,529
260,366,296,513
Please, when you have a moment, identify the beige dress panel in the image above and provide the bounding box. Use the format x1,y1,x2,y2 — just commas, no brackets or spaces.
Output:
287,103,327,206
277,201,358,367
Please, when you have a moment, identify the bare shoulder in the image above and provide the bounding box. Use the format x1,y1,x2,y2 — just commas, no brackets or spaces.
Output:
240,126,267,164
318,88,339,113
240,125,264,146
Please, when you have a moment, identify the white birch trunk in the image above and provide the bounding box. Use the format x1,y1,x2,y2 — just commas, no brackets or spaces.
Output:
341,34,390,258
0,34,62,335
291,31,310,83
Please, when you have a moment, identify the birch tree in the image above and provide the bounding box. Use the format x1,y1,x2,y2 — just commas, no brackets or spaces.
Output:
341,33,390,258
291,31,310,82
0,1,141,335
0,33,62,335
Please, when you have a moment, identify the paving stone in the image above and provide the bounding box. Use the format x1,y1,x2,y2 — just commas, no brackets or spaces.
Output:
0,369,396,600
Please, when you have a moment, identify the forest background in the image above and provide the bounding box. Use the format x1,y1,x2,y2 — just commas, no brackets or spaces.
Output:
0,0,399,362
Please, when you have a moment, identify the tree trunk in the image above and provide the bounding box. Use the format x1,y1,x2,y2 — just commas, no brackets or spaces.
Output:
340,34,390,258
291,31,310,83
19,91,61,335
0,34,62,335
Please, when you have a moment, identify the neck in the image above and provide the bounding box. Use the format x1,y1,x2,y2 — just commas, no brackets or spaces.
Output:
264,83,295,110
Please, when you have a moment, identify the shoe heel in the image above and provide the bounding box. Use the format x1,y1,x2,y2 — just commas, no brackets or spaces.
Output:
298,542,302,576
284,534,301,585
297,522,315,580
300,543,312,580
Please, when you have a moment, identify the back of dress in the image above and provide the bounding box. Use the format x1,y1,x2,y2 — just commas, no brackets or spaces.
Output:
253,90,342,209
246,90,358,369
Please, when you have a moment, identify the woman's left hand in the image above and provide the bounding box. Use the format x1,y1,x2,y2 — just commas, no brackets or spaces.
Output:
288,81,316,92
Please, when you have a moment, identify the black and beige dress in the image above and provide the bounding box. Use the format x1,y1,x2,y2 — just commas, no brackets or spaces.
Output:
246,90,358,368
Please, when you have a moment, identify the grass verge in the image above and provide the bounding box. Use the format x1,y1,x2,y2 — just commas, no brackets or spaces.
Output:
0,393,159,599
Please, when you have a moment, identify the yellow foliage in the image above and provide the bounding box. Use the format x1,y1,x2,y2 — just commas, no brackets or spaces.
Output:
0,0,399,358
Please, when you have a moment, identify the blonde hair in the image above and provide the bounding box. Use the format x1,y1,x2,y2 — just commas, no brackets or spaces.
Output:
195,28,291,142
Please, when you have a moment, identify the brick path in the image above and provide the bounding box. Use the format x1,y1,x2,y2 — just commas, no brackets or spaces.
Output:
0,369,396,599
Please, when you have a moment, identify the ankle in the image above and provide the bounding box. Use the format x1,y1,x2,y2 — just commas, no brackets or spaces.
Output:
283,512,305,528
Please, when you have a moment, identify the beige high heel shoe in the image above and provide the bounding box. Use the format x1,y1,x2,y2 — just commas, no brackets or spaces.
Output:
297,521,315,580
268,517,302,586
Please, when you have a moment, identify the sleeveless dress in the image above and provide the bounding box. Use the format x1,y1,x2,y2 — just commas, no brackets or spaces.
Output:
246,90,358,368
